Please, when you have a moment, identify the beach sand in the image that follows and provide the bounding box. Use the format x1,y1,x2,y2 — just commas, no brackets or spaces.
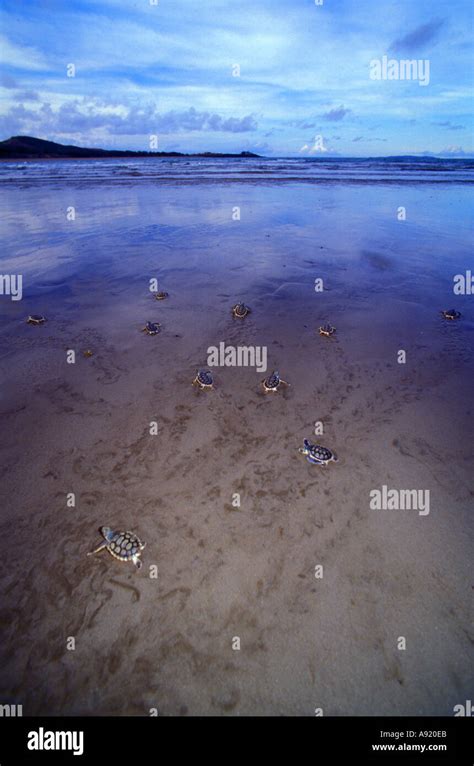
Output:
0,177,473,715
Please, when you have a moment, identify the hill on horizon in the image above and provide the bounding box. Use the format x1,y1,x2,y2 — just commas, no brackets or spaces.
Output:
0,135,261,160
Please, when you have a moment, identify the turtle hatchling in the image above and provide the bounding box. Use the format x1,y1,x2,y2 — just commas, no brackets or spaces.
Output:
261,370,290,393
153,291,169,301
142,321,161,335
27,314,46,325
441,308,461,321
299,439,338,466
87,527,146,569
232,302,251,318
319,323,336,337
193,369,214,389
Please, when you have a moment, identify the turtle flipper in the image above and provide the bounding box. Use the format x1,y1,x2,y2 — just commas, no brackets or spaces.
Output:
87,542,107,556
306,455,323,465
132,555,142,569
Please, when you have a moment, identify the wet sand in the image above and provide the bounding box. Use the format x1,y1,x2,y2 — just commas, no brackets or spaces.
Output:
0,178,473,715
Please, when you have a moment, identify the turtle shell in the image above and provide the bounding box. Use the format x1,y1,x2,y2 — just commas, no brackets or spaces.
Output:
197,369,213,386
144,321,161,335
319,324,335,336
106,530,143,561
264,371,280,389
27,314,46,324
309,444,334,462
442,309,461,320
233,303,249,317
154,292,169,300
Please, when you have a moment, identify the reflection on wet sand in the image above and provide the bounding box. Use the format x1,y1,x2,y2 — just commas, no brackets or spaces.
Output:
0,177,472,715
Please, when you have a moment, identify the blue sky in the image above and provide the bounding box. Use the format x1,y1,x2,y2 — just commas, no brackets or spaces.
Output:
0,0,472,156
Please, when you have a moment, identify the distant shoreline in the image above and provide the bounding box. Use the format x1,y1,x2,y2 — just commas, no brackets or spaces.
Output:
0,155,262,162
0,136,262,161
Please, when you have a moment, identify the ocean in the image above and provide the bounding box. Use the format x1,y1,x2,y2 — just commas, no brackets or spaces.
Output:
1,155,473,186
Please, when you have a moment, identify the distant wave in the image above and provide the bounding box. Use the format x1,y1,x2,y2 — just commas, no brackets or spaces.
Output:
0,156,473,187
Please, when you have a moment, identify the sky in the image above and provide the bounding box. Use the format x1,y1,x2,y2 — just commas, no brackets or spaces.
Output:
0,0,473,156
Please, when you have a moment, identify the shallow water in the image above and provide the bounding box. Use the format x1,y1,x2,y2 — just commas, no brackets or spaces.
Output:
0,162,473,715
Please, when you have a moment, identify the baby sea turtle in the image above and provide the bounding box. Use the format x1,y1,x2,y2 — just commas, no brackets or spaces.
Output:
193,369,214,389
232,302,251,318
83,350,93,358
441,308,461,321
153,291,169,301
87,527,146,569
142,321,161,336
261,370,290,393
27,315,46,325
299,439,338,466
319,323,336,337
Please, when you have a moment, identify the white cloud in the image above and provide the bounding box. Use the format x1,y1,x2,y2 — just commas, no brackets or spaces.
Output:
0,34,49,70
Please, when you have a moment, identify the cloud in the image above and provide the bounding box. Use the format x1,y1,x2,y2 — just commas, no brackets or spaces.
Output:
0,74,18,89
322,106,351,122
349,134,387,144
389,19,445,53
291,119,317,129
0,100,258,138
432,121,465,130
438,145,469,157
150,109,257,133
0,34,49,70
18,90,40,101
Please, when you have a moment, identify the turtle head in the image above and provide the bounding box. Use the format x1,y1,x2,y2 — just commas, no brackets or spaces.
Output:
100,526,114,541
299,439,311,455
